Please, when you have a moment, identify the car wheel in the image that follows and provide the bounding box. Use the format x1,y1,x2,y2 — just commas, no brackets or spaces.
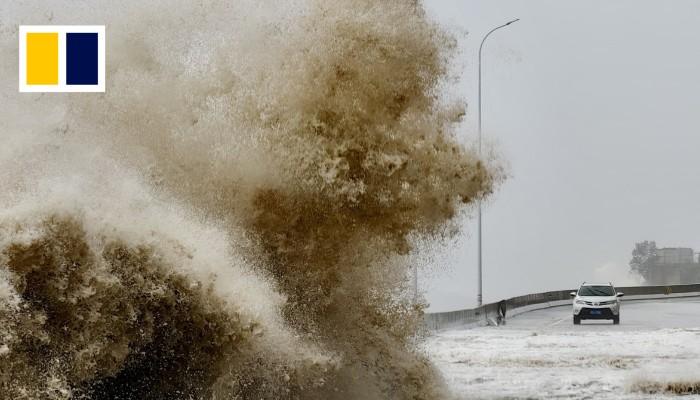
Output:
613,316,619,325
573,316,581,325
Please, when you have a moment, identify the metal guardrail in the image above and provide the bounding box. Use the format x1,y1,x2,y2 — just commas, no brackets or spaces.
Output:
424,283,700,331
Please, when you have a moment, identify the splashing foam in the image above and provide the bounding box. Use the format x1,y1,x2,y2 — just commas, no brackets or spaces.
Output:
628,368,700,396
0,0,500,398
630,380,700,396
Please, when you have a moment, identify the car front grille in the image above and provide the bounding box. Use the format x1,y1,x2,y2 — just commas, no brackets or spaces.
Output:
583,300,616,306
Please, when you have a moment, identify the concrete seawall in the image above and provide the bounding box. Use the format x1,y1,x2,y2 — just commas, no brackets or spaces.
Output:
424,283,700,331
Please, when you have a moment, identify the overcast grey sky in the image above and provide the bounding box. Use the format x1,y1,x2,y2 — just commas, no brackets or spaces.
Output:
422,0,700,311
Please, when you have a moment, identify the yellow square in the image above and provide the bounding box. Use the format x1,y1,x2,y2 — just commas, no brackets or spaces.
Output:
26,32,58,85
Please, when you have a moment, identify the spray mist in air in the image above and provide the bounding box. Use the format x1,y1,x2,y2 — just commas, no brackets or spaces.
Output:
0,0,501,398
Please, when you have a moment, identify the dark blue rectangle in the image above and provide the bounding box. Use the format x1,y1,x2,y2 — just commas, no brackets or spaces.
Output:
66,32,98,85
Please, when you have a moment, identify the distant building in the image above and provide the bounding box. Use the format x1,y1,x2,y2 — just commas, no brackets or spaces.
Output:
630,242,700,285
656,248,694,265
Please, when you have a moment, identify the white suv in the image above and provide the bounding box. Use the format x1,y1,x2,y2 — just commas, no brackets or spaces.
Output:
570,283,624,325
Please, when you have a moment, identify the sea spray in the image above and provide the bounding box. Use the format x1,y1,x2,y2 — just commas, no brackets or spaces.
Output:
0,166,335,399
0,0,501,398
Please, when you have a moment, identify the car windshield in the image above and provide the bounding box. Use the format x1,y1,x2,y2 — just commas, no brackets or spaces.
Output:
578,285,615,296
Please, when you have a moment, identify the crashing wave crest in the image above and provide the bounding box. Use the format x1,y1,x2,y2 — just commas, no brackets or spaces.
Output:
0,0,499,398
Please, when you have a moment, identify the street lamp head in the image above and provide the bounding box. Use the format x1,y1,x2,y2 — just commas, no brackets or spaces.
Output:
505,18,520,26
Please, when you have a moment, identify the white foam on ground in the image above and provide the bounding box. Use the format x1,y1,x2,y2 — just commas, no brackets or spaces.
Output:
425,299,700,399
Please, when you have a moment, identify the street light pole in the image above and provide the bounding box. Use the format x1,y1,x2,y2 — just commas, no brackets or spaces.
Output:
477,18,519,306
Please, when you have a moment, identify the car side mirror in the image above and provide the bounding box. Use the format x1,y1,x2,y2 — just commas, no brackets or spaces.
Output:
616,292,624,297
569,291,576,298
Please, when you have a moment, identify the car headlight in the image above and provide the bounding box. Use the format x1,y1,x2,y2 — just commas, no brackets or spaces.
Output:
575,300,585,305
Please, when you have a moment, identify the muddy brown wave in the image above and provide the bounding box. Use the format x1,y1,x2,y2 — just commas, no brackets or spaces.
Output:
0,1,500,398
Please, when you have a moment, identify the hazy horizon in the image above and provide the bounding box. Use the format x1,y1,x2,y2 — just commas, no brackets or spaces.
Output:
424,0,700,311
